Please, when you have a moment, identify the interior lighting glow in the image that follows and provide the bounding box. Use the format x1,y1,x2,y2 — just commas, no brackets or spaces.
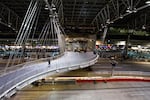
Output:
126,9,132,13
133,8,137,13
142,25,146,29
96,41,102,45
116,41,126,45
8,24,11,27
131,47,138,50
146,1,150,5
110,21,114,24
44,5,48,10
42,46,46,48
119,15,123,19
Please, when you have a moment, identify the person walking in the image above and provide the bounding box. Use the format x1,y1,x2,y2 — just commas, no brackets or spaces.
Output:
48,59,51,67
109,56,118,76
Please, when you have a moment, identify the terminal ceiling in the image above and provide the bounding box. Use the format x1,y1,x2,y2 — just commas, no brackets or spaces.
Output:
0,0,150,38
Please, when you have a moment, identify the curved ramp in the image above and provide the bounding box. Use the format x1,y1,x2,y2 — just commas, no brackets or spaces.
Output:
0,52,98,99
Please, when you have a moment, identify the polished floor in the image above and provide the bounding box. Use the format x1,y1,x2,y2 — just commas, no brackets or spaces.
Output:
9,82,150,100
8,58,150,100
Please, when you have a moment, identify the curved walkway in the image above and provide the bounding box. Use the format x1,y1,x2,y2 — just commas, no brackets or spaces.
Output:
0,52,98,99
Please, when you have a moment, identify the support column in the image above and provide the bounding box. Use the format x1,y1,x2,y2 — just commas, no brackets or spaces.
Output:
101,27,108,44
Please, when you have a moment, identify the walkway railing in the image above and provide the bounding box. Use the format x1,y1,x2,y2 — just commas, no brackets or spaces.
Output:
0,52,64,76
0,52,98,99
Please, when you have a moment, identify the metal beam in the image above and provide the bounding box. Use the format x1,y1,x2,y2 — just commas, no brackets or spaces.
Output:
71,0,76,23
0,3,20,32
91,0,149,32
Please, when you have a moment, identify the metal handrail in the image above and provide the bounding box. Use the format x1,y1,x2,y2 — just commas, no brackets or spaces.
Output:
0,52,98,99
0,52,64,77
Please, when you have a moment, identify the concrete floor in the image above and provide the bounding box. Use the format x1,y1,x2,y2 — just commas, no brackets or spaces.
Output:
3,58,150,100
9,82,150,100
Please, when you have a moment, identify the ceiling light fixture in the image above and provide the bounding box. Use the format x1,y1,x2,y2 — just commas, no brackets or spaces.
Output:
8,25,11,27
142,25,146,29
106,19,111,24
99,29,102,31
44,5,48,10
110,21,114,24
142,13,147,30
52,4,56,12
126,9,132,13
119,15,123,19
8,23,12,27
49,14,53,18
133,8,137,13
12,28,15,31
146,1,150,5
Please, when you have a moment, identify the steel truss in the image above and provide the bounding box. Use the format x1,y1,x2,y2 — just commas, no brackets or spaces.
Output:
91,0,149,31
51,0,64,25
5,0,65,67
44,0,65,52
0,3,20,32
